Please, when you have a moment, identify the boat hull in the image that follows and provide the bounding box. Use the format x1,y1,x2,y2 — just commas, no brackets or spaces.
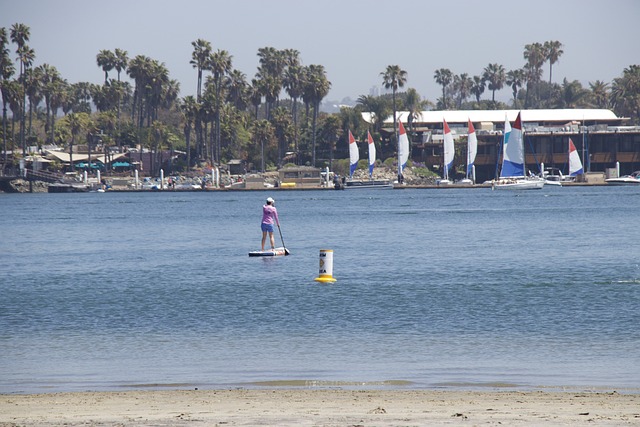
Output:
338,180,393,190
492,178,545,190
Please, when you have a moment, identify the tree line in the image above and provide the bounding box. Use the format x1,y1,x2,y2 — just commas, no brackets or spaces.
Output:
1,23,639,176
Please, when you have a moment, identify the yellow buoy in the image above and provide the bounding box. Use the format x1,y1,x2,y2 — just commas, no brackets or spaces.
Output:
314,249,337,283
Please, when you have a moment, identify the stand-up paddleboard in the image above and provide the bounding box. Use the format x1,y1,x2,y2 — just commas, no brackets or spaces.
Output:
248,247,289,257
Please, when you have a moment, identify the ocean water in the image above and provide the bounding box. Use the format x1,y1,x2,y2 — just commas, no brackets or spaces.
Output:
1,186,639,394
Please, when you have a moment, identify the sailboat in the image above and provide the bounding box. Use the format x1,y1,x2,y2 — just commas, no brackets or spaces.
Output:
568,137,584,178
541,137,584,186
349,129,359,177
438,119,454,185
397,119,410,185
459,119,477,185
367,130,376,178
341,130,392,189
493,112,545,190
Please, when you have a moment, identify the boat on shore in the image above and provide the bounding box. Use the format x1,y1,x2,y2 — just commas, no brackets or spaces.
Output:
344,180,393,189
605,171,640,185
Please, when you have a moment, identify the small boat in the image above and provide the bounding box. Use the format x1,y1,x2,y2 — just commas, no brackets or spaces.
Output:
336,130,392,190
248,247,289,257
605,171,640,185
492,112,545,191
344,180,393,189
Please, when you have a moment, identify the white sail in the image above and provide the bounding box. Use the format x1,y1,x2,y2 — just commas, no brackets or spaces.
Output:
568,138,583,176
500,112,524,177
397,120,409,178
348,130,359,177
466,119,477,179
443,119,454,181
367,131,376,178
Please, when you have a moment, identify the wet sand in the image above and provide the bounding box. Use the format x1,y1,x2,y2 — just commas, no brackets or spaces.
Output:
1,389,639,426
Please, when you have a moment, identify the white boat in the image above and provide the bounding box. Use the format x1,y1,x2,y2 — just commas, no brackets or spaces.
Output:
492,112,545,191
606,171,640,185
344,180,393,189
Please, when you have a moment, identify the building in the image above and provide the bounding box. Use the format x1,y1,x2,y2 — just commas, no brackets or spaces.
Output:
365,109,640,182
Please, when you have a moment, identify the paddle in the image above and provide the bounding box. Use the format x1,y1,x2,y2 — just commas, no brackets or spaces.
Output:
277,223,290,255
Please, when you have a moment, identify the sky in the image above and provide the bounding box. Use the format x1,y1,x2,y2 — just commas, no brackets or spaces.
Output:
2,0,639,107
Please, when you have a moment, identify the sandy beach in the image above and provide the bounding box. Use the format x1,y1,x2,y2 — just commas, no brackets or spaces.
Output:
1,389,639,426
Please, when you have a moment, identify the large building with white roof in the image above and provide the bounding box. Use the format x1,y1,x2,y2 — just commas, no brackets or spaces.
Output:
362,109,639,182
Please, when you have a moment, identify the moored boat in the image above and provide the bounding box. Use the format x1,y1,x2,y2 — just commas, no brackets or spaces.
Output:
605,171,640,185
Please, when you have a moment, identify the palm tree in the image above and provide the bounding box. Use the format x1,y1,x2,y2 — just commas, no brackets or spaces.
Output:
0,27,15,163
544,40,563,84
208,49,232,164
249,79,263,120
179,95,197,170
65,112,90,171
381,65,408,149
113,48,128,82
303,64,331,166
404,88,427,133
11,23,31,156
434,68,453,109
190,39,211,102
226,69,248,110
589,80,610,108
524,42,546,106
483,63,506,103
252,119,273,172
453,73,473,108
611,65,640,124
25,65,42,138
470,75,485,103
356,94,391,138
96,49,116,84
506,69,525,108
283,64,305,163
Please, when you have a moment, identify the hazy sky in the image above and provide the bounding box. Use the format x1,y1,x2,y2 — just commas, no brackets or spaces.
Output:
2,0,639,105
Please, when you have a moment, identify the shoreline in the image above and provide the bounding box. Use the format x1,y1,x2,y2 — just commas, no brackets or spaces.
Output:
2,389,639,426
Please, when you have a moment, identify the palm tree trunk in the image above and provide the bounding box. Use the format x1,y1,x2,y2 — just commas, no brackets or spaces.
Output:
312,101,318,166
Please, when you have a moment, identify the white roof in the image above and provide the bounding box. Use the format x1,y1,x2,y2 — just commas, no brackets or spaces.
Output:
362,109,621,125
45,150,127,163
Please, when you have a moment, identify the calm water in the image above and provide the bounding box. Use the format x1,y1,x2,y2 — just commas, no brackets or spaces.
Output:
1,186,639,394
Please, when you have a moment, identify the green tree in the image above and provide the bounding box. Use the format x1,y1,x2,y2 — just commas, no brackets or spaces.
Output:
11,23,32,155
179,95,198,169
303,64,331,166
252,119,274,172
523,42,546,107
96,49,116,84
0,27,15,162
611,65,640,124
434,68,452,109
483,63,506,104
589,80,610,108
470,75,485,103
506,68,525,108
61,112,91,171
207,49,232,164
544,40,563,84
381,64,407,152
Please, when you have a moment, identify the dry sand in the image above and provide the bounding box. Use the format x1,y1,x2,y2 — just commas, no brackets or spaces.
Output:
1,389,639,426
